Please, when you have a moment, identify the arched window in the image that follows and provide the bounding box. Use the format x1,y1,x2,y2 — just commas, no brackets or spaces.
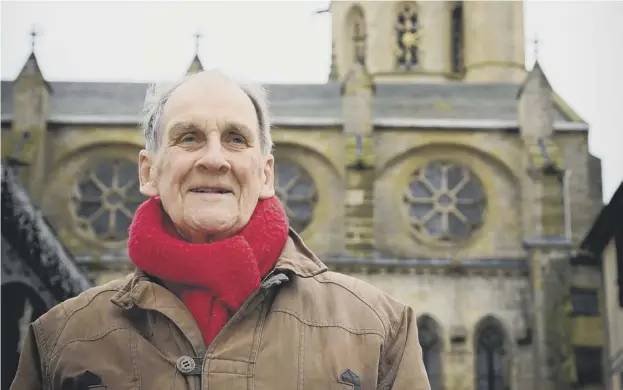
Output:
346,5,366,65
274,159,317,233
418,316,443,390
475,318,507,390
450,1,464,74
395,2,420,70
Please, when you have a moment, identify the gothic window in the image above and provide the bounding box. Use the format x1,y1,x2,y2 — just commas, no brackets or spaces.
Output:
275,160,317,233
395,2,421,70
70,159,145,243
404,160,486,244
475,321,507,390
451,1,465,74
418,316,443,390
347,6,366,65
574,347,603,386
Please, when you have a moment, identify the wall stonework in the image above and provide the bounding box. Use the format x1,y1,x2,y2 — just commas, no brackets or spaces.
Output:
356,271,530,390
557,133,603,242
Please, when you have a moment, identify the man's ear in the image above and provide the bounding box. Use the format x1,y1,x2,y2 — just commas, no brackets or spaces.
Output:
138,150,159,197
259,154,275,199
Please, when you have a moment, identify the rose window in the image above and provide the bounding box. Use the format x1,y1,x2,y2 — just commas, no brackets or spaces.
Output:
70,159,145,242
275,160,317,233
404,161,486,244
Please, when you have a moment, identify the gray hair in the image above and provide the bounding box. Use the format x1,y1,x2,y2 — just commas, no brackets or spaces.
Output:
140,71,273,156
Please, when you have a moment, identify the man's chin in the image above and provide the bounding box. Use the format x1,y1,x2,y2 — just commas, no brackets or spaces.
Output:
184,213,239,241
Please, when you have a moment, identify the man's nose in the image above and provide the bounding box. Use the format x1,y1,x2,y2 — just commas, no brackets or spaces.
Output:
195,137,230,173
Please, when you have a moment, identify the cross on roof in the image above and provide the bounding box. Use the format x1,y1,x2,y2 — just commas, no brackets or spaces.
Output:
30,26,39,52
532,34,541,59
194,31,203,54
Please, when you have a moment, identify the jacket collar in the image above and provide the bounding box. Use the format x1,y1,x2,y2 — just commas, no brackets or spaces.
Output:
111,268,207,353
273,228,328,278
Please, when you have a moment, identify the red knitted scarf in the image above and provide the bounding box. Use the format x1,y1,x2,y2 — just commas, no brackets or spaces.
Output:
127,196,289,345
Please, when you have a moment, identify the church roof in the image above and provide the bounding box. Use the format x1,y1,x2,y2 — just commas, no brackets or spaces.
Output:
0,80,586,130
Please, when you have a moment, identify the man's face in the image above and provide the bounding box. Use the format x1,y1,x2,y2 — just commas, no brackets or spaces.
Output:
138,72,275,242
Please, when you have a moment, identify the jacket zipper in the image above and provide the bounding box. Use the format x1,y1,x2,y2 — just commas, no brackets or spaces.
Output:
198,271,279,390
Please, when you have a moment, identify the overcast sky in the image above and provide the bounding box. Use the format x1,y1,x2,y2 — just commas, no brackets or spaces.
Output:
1,1,622,202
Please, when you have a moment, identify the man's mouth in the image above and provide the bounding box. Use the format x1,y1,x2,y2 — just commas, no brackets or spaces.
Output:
190,188,232,194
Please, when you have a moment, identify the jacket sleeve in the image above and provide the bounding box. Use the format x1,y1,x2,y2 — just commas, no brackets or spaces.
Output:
10,323,45,390
378,305,431,390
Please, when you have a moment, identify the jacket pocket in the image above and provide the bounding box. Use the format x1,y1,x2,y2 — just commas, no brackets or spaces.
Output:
337,369,361,390
50,329,141,390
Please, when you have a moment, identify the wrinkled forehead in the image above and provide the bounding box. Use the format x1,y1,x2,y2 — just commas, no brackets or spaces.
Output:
162,72,259,135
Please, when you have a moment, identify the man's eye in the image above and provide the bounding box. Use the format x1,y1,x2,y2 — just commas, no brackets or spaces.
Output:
229,134,246,144
181,135,196,143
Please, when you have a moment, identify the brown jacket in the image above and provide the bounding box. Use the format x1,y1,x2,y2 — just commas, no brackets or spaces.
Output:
11,232,430,390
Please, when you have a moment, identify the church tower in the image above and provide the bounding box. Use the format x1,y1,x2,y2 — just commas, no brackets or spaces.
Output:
330,1,526,83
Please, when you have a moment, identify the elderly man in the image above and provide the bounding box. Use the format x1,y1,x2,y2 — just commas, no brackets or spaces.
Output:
11,71,431,390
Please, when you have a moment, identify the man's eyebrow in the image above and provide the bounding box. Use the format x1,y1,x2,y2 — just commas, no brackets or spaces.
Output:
224,122,254,137
166,120,256,138
167,121,198,136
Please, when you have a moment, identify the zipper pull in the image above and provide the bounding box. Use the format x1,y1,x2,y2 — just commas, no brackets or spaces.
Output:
260,273,290,289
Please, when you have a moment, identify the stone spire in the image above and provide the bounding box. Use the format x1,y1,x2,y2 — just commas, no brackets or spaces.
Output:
6,27,53,205
186,31,205,74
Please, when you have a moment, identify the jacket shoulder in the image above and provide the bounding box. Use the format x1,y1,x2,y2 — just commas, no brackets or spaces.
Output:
32,275,132,358
276,270,407,340
315,271,407,334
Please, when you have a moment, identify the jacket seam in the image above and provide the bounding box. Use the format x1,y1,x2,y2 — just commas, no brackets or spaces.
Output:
48,326,134,362
49,302,69,361
298,324,305,390
32,320,52,390
271,308,385,339
130,329,141,389
246,298,265,389
50,287,123,353
315,277,390,335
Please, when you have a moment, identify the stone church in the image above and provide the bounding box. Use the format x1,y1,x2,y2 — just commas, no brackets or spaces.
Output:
1,1,618,390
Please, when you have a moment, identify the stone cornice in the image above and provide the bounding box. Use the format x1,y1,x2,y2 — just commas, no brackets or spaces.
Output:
324,256,528,276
